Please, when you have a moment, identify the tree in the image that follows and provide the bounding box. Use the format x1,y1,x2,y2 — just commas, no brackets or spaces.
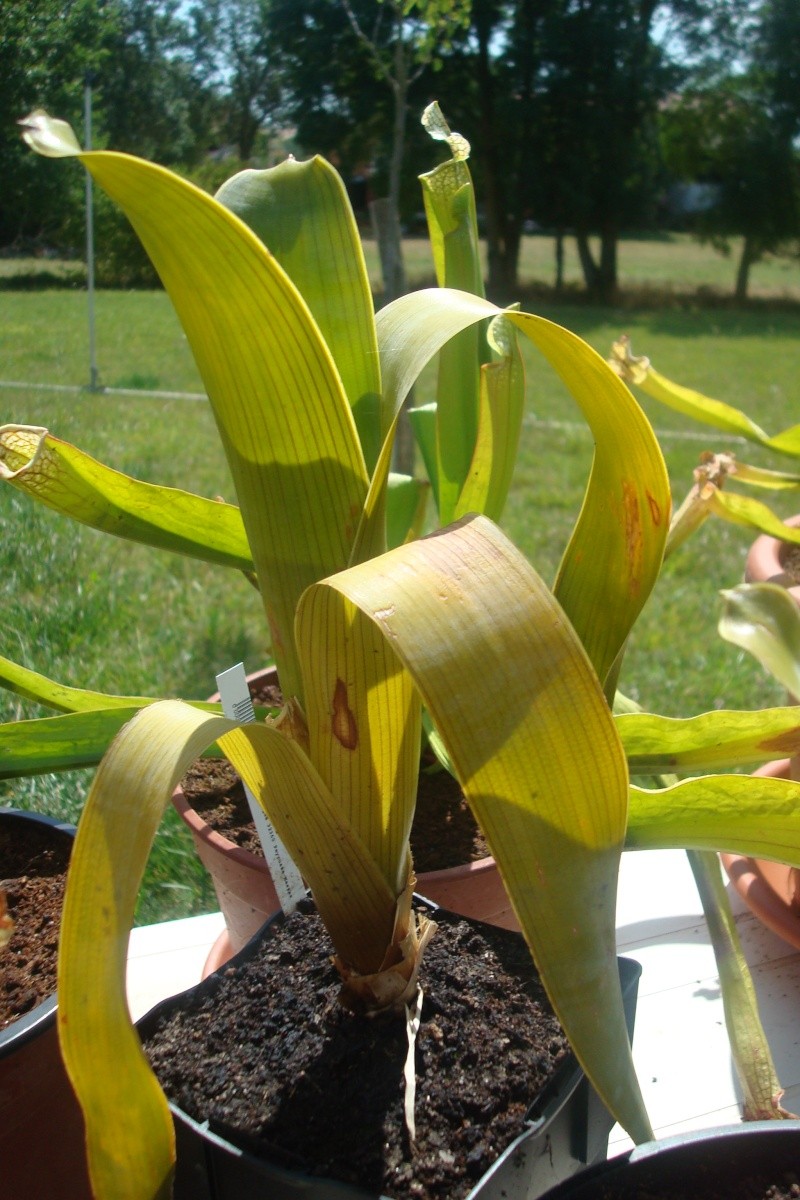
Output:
0,0,113,246
187,0,283,161
661,77,799,300
338,0,470,302
530,0,682,301
432,0,699,300
99,0,214,166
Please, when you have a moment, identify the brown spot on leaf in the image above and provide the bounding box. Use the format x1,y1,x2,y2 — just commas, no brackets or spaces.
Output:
646,490,663,526
758,728,800,756
332,678,358,750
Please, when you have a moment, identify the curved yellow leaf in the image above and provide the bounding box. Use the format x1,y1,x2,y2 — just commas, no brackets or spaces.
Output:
313,514,653,1143
59,703,233,1200
59,699,401,1198
23,112,368,702
378,291,670,685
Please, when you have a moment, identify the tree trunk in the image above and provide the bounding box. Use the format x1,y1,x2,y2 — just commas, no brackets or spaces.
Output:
734,234,759,303
381,43,408,306
555,231,565,292
575,231,599,292
598,228,619,302
575,229,618,301
474,0,520,299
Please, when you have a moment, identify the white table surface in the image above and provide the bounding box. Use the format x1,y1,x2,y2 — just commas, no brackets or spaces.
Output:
125,849,800,1150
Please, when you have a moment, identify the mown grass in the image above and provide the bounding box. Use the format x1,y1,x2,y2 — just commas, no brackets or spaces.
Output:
1,252,799,922
5,228,799,301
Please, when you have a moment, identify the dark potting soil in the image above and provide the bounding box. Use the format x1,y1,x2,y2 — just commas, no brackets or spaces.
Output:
182,673,489,870
142,902,568,1200
182,751,488,871
0,817,71,1027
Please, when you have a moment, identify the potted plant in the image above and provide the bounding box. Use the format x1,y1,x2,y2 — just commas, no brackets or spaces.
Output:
8,112,800,1196
0,808,92,1199
1,105,525,947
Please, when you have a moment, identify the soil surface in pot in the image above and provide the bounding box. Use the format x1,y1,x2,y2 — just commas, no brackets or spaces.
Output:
142,902,568,1200
182,752,487,871
182,675,489,870
0,818,70,1027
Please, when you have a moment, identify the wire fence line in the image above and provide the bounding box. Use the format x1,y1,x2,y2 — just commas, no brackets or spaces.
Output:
0,376,745,445
0,379,206,402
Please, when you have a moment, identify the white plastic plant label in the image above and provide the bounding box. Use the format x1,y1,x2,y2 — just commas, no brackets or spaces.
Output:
216,663,306,913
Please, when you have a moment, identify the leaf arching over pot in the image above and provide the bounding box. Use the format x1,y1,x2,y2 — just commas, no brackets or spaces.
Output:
58,515,652,1200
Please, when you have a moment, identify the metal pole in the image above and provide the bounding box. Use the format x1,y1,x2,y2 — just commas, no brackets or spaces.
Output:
84,75,100,392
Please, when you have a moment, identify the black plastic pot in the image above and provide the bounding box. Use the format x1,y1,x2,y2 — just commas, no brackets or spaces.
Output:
0,808,92,1200
137,901,642,1200
537,1121,800,1199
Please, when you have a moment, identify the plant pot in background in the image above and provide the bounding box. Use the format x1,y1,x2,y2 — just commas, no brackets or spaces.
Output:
536,1121,800,1200
721,759,800,951
138,900,642,1200
0,808,92,1200
745,513,800,604
174,668,519,973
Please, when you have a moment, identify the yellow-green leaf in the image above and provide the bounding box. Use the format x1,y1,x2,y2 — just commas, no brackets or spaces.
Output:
316,514,653,1143
215,158,383,473
0,425,253,572
0,654,154,713
628,774,800,862
609,335,800,459
23,112,368,702
0,708,153,777
708,489,800,542
618,705,800,774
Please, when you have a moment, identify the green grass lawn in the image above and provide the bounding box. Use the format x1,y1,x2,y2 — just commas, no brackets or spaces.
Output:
1,257,799,922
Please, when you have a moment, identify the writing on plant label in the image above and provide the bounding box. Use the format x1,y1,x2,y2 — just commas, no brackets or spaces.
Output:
216,663,306,913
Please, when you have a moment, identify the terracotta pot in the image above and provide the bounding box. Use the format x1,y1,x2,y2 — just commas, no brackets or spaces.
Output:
173,784,281,955
721,759,800,951
0,809,92,1200
176,668,519,968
